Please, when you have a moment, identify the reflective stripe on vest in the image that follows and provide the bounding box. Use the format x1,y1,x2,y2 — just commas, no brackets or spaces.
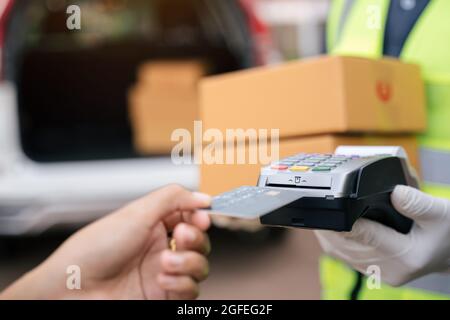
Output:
326,0,450,299
332,0,391,58
407,273,450,296
420,148,450,186
321,256,450,300
335,0,356,49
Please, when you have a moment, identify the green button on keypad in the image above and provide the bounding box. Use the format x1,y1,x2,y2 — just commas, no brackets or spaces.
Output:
312,167,332,172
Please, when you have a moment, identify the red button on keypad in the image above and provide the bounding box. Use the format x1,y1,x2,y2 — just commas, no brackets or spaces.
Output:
271,165,289,170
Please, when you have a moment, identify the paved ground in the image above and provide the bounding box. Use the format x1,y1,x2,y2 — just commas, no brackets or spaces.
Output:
0,228,323,300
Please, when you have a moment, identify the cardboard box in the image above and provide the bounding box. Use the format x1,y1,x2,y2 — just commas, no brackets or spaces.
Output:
200,56,426,140
129,61,206,154
200,134,419,195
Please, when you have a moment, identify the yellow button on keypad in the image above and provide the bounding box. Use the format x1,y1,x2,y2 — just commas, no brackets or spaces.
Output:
289,166,310,172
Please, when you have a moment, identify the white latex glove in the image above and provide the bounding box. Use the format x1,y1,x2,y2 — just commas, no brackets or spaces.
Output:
315,185,450,287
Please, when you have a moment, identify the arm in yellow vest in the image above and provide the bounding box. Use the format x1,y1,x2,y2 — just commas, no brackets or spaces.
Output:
316,185,450,287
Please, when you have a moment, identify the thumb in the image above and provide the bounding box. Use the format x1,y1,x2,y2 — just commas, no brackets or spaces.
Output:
391,185,446,224
123,185,212,229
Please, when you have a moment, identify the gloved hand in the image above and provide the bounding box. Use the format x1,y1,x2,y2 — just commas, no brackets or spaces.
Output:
315,185,450,287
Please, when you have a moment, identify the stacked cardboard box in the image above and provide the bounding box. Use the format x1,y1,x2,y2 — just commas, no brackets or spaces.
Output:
199,56,426,195
129,60,207,154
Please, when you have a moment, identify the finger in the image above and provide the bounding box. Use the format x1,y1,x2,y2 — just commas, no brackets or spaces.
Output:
314,230,341,254
163,211,184,232
391,185,446,222
315,220,408,261
173,223,211,255
184,210,211,231
341,219,409,255
315,230,371,257
211,215,234,228
125,185,212,228
157,274,199,300
164,210,211,233
161,250,209,281
210,215,263,232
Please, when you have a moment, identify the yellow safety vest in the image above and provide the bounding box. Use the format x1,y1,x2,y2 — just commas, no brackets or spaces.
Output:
323,0,450,300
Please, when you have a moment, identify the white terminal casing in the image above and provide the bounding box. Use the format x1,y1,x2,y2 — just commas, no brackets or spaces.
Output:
335,146,408,159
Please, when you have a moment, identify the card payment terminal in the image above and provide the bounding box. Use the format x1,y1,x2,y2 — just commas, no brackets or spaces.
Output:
209,146,418,234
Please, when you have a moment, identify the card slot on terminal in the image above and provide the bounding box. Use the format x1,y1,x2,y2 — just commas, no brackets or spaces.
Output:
265,175,332,189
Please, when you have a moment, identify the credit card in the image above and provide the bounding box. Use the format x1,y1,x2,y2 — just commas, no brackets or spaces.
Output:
207,186,304,220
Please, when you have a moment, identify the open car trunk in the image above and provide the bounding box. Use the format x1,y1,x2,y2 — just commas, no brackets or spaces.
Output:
4,0,253,162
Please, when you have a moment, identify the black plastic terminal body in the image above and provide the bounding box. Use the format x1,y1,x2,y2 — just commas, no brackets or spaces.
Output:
260,157,413,234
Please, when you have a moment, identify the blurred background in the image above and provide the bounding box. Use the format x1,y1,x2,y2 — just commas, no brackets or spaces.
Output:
0,0,329,299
